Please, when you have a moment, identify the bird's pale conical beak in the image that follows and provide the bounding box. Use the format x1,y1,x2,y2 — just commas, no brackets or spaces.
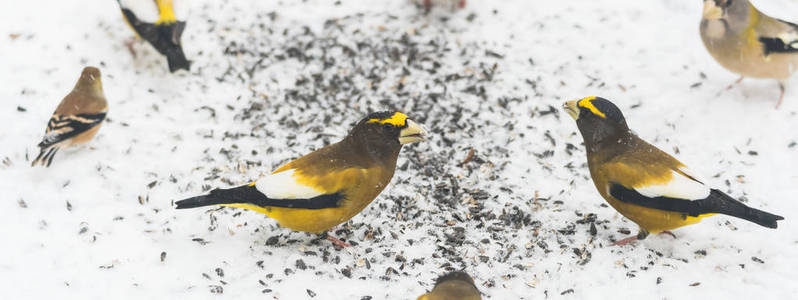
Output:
702,0,723,20
563,100,580,120
399,119,428,144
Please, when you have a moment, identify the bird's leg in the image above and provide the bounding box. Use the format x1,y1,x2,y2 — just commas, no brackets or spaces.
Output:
326,235,351,248
321,231,351,248
458,0,466,8
612,236,639,246
776,81,785,109
423,0,432,11
125,38,138,58
726,76,744,90
658,231,677,239
612,229,649,246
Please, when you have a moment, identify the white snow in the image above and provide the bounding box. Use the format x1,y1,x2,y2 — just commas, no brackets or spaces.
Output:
1,0,797,299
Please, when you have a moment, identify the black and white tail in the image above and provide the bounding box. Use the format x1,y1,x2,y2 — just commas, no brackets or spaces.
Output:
175,185,343,210
165,46,190,72
175,185,260,209
705,189,784,228
31,145,60,167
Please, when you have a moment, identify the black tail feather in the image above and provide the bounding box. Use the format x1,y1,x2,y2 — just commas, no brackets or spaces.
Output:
164,21,189,72
165,47,190,72
31,148,47,167
175,185,254,209
175,185,343,210
31,147,59,167
704,189,784,229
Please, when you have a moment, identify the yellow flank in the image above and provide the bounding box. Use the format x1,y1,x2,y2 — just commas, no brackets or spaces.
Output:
611,198,717,233
367,112,408,126
602,161,677,190
577,96,606,118
154,0,177,25
417,295,430,300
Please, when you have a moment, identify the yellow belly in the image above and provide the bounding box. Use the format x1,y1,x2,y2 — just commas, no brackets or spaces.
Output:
221,203,361,233
607,199,716,233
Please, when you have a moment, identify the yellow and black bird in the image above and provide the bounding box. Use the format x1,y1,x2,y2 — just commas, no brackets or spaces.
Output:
700,0,798,107
32,67,108,167
117,0,190,72
175,112,427,246
417,271,482,300
563,96,783,245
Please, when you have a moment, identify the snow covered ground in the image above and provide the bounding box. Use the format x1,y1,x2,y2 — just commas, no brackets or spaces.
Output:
1,0,797,299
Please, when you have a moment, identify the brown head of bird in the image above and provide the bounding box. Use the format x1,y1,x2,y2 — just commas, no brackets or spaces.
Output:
347,111,428,161
701,0,751,38
75,67,103,92
563,96,630,152
418,271,482,300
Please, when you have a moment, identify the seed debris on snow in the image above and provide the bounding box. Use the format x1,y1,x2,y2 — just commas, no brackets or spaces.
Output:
1,0,791,299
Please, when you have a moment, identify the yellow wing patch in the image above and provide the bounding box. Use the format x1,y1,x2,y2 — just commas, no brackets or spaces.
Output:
577,96,606,118
154,0,177,24
367,112,408,126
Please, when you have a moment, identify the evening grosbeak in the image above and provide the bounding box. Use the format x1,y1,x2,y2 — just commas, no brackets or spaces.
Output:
176,112,427,247
564,96,783,245
32,67,108,167
117,0,190,72
418,271,482,300
700,0,798,107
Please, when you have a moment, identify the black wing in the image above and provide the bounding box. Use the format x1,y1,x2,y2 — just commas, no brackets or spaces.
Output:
609,182,708,216
759,19,798,56
759,37,798,56
39,113,106,148
609,183,783,228
175,184,343,210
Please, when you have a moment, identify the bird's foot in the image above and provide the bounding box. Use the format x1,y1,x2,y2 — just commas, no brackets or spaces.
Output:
658,231,677,239
612,235,639,246
125,38,138,58
725,76,744,90
326,235,352,248
776,82,785,109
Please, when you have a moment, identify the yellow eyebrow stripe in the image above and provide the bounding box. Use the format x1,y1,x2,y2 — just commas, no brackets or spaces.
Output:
367,112,407,126
577,96,606,118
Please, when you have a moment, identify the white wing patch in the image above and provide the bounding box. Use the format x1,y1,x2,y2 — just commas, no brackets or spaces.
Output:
634,167,710,200
778,32,798,49
255,169,324,200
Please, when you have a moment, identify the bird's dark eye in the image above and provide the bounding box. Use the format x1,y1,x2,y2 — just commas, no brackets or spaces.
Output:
382,123,393,131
